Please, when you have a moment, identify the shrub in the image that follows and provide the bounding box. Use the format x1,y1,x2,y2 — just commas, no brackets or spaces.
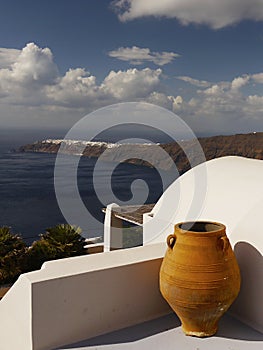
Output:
25,239,57,272
0,226,27,284
26,224,86,271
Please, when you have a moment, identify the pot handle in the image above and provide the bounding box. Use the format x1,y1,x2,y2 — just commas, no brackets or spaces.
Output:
219,236,229,252
167,234,177,249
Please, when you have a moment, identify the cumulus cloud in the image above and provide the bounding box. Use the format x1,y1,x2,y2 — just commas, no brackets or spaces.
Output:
146,91,183,110
2,42,263,135
252,73,263,84
102,67,162,99
46,67,164,108
0,43,178,119
0,43,58,85
200,75,250,98
202,85,222,96
0,43,169,110
0,43,59,105
11,42,59,85
231,75,250,91
0,48,20,69
247,95,263,113
108,46,180,66
46,68,99,107
173,73,263,134
177,76,211,88
112,0,263,29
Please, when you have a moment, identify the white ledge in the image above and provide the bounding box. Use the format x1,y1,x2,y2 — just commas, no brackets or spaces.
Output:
0,243,169,350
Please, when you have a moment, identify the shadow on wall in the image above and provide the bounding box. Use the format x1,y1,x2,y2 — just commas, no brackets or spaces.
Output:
225,241,263,340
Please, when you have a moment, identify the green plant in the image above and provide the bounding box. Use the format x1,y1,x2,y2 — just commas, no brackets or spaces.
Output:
42,224,86,258
26,224,86,271
25,239,57,272
0,226,27,284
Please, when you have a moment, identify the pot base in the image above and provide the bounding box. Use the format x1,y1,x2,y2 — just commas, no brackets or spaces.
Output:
182,326,218,338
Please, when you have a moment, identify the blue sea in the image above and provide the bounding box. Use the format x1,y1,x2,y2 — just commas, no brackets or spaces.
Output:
0,128,176,244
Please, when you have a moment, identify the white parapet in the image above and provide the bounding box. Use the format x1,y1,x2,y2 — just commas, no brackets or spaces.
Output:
0,242,169,350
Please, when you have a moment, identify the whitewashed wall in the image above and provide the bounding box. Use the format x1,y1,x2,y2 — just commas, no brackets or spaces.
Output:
0,243,169,350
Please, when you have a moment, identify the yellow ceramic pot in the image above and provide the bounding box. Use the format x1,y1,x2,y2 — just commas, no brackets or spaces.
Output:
159,221,241,337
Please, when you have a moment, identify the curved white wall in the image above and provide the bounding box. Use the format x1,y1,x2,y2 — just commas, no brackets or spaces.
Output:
144,156,263,252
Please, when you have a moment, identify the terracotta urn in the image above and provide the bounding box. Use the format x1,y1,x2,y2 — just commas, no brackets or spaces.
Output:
159,221,241,337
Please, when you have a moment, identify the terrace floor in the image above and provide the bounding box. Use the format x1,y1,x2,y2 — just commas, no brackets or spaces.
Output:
57,312,263,350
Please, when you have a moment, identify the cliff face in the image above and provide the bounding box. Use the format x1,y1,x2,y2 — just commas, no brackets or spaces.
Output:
18,132,263,173
162,132,263,173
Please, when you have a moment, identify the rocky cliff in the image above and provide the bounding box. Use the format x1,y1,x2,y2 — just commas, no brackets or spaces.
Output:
18,132,263,173
163,132,263,173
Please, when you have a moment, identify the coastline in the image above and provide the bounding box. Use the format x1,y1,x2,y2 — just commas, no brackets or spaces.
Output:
17,132,263,174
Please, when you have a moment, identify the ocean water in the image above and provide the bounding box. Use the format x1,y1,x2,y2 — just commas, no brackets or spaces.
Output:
0,128,175,244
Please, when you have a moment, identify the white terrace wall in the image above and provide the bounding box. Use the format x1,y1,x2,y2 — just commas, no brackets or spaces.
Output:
0,243,170,350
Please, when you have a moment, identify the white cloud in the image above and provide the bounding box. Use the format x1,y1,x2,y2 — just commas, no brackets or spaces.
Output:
173,73,263,134
0,43,58,87
47,67,164,108
0,43,59,106
202,83,228,96
2,42,263,135
11,42,59,85
0,48,20,69
177,76,211,88
0,43,167,111
46,68,100,107
146,91,183,110
112,0,263,29
247,95,263,106
252,73,263,84
102,67,162,99
108,46,179,66
231,75,250,91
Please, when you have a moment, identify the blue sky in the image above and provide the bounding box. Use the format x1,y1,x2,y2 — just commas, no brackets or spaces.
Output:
1,0,263,136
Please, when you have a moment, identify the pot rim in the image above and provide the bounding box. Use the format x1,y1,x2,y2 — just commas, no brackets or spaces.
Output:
175,221,226,236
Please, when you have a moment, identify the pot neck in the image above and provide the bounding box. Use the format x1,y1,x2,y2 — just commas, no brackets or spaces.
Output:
175,221,226,237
